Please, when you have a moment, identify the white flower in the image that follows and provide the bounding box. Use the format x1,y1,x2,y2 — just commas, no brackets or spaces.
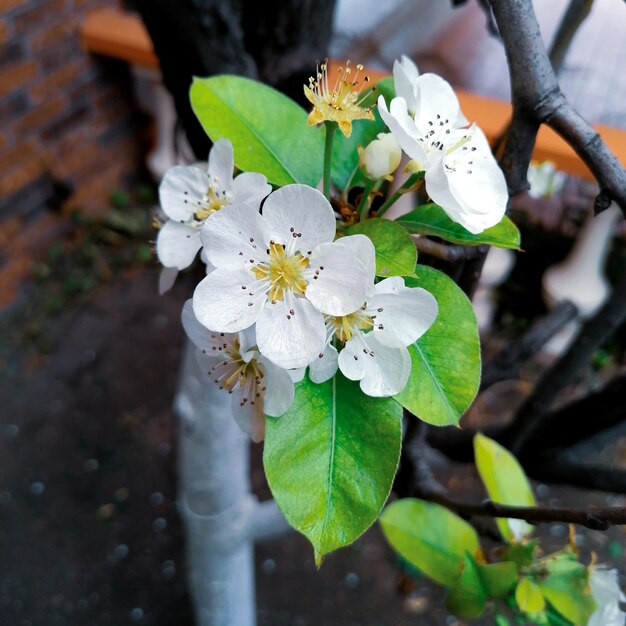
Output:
527,160,566,199
360,132,402,180
156,138,270,275
392,55,421,115
193,184,375,369
378,57,508,234
309,276,438,396
182,300,294,442
588,566,626,626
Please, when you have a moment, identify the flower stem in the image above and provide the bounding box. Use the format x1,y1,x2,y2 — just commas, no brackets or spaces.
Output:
358,180,376,220
376,171,424,218
323,122,336,200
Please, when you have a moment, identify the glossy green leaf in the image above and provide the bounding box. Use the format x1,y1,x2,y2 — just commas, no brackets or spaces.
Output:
446,554,487,618
397,204,521,249
395,266,481,426
474,433,535,541
331,77,394,190
347,218,417,277
476,561,518,599
516,577,545,614
190,75,324,187
380,499,481,587
264,373,402,565
538,552,595,625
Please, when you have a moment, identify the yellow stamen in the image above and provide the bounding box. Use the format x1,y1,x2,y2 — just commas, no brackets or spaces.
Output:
252,242,309,301
327,310,374,343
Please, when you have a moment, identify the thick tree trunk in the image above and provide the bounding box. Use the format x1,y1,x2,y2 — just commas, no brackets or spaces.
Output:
135,0,337,158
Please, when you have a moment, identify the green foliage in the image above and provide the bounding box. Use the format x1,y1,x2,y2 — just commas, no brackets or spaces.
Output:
264,373,402,565
346,218,417,277
190,75,324,187
446,554,487,618
476,561,518,599
474,433,536,541
516,577,545,614
395,266,481,426
397,203,521,249
380,499,480,587
331,77,395,190
503,540,539,568
537,551,595,625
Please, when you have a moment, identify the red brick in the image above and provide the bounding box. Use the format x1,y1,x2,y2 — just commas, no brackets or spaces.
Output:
0,59,37,98
0,0,27,11
12,96,64,134
12,0,66,34
0,137,38,171
0,156,46,197
0,20,10,45
30,61,83,100
28,17,78,53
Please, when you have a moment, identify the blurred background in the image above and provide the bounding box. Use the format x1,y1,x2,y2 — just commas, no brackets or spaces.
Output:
0,0,625,624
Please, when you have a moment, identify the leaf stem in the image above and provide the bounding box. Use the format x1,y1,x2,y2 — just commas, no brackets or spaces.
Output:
376,172,424,218
323,122,336,200
341,161,361,202
358,180,376,220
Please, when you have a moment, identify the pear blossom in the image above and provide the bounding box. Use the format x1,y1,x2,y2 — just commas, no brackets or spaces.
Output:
309,276,438,396
527,160,566,199
378,56,508,234
360,132,402,180
193,184,375,369
156,138,270,279
182,300,294,442
588,566,626,626
304,61,374,137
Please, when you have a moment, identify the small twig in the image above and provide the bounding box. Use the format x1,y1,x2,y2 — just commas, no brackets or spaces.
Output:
548,0,595,75
481,300,578,389
422,491,626,531
414,238,489,262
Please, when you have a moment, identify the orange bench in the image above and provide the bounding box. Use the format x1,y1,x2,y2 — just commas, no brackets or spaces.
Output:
80,7,625,182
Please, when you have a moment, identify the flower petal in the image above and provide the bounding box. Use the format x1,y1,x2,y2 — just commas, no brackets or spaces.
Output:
231,390,266,443
182,299,239,357
256,296,326,369
159,165,208,222
367,276,438,346
158,267,178,294
261,184,336,254
413,73,467,135
193,266,266,333
308,343,339,384
338,333,411,397
393,55,419,114
306,234,375,316
156,221,201,270
207,138,234,194
259,356,295,417
378,95,427,165
231,172,271,207
200,203,269,269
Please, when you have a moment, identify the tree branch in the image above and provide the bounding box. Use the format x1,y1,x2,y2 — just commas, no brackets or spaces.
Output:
489,0,626,216
414,238,489,262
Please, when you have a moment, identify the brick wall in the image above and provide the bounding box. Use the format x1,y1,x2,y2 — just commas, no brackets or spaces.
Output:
0,0,147,307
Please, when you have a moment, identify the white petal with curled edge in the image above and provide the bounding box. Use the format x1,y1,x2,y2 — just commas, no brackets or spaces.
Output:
200,203,270,269
259,356,295,417
306,235,374,316
256,296,326,369
261,184,336,253
393,55,419,113
338,333,411,397
156,221,201,270
378,96,427,165
413,73,467,135
288,367,306,383
181,299,238,355
231,172,271,207
207,138,234,194
193,266,266,333
444,126,508,232
231,389,266,443
308,343,339,384
367,276,438,346
158,266,178,295
159,165,208,222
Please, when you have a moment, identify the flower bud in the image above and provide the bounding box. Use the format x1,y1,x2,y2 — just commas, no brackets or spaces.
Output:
359,133,402,180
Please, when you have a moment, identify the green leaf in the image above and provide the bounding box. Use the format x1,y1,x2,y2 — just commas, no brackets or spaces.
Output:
503,540,539,568
346,218,417,277
476,561,518,599
495,614,512,626
395,266,481,426
380,499,481,587
446,554,487,618
264,372,402,565
516,577,545,614
331,77,394,190
397,204,521,249
537,552,595,625
190,75,324,187
474,433,535,541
